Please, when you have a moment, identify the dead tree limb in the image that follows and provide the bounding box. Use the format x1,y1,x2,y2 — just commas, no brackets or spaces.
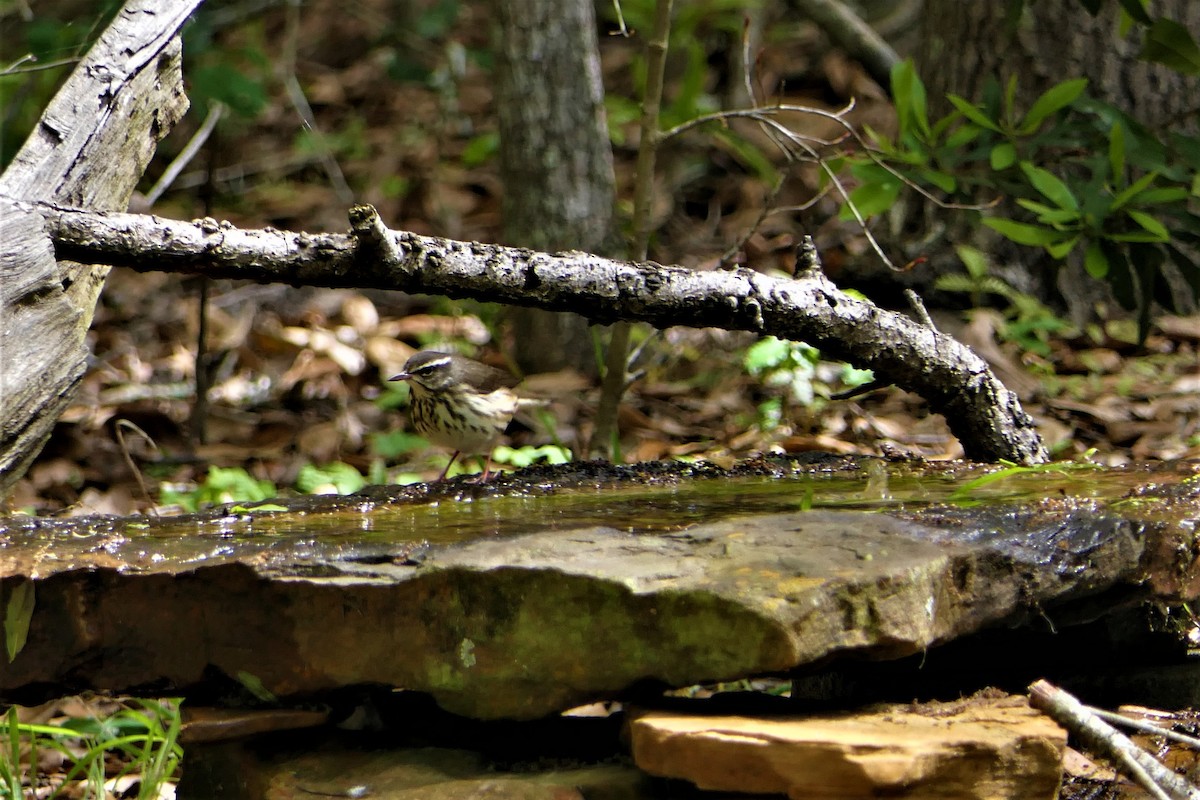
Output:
0,0,199,498
34,202,1048,465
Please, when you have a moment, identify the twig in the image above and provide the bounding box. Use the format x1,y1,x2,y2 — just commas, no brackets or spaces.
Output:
905,289,937,331
142,102,224,207
279,0,353,204
589,0,674,457
114,419,161,515
1088,706,1200,752
788,0,900,90
1029,680,1200,800
719,173,786,270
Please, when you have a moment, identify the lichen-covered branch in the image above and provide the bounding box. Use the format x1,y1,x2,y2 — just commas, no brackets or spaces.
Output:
37,202,1047,464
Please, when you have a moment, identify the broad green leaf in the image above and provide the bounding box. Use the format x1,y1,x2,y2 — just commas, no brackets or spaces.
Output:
236,671,278,703
4,582,34,663
1125,209,1170,241
917,167,956,193
955,244,989,279
744,337,791,373
1109,123,1126,180
1117,0,1152,25
1106,230,1170,243
1109,170,1160,211
1046,235,1080,259
1020,78,1088,133
1084,240,1109,278
1016,199,1081,226
983,217,1063,246
1019,162,1079,211
713,128,778,182
1131,187,1189,205
861,124,896,154
890,60,930,137
1140,17,1200,74
838,180,902,221
461,131,499,167
1193,173,1200,197
946,94,1002,133
945,124,983,149
296,462,366,495
990,142,1017,170
930,109,962,139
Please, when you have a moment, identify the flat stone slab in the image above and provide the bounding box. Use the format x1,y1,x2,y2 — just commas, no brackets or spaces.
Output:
2,459,1198,719
629,693,1066,799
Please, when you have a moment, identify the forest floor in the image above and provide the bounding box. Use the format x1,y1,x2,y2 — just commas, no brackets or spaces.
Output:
8,0,1200,516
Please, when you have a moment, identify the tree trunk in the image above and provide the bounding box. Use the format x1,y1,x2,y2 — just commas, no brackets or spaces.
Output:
918,0,1199,131
912,0,1200,320
492,0,620,375
0,0,196,499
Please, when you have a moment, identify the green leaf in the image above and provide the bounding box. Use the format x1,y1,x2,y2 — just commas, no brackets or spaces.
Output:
189,65,268,119
990,142,1017,170
4,581,34,663
983,217,1063,246
1046,235,1080,259
1003,74,1019,125
1140,17,1200,74
946,94,1002,133
296,462,367,495
1125,209,1170,241
713,128,778,183
1105,230,1169,243
916,167,956,193
744,337,791,374
492,444,573,468
461,131,499,167
1015,199,1081,226
1020,78,1088,133
1019,162,1079,211
955,244,989,279
945,123,983,149
838,180,902,221
1109,170,1161,211
890,60,930,137
1109,122,1126,180
1131,187,1189,205
1118,0,1152,25
236,671,278,703
230,503,289,513
1084,240,1110,278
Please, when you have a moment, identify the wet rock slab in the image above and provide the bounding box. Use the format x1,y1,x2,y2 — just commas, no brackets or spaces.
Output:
2,457,1199,719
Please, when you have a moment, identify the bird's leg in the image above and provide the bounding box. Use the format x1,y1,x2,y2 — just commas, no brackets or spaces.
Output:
438,451,461,481
463,454,495,484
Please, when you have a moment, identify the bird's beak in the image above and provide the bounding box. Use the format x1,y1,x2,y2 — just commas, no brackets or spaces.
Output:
389,372,411,382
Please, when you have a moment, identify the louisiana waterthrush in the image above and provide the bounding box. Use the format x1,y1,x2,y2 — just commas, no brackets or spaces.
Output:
390,350,520,481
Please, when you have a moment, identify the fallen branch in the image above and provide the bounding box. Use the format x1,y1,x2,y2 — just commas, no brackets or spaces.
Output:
1029,679,1200,800
34,201,1047,464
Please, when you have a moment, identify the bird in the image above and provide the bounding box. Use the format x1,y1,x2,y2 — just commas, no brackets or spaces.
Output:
389,350,520,481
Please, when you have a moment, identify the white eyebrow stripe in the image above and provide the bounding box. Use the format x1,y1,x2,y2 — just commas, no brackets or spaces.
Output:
417,356,452,370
